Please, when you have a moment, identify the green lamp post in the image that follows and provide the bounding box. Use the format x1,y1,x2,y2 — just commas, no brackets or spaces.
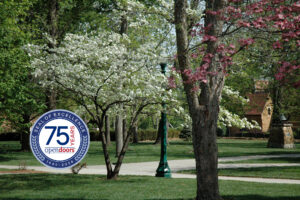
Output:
155,63,171,178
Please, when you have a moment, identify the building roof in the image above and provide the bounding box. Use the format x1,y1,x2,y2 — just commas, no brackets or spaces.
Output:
245,93,270,115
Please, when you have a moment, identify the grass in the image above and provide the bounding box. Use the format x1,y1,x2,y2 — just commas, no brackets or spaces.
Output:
0,139,300,166
219,166,300,180
0,168,16,171
0,174,300,200
217,139,300,157
179,166,300,180
220,157,300,164
0,140,194,166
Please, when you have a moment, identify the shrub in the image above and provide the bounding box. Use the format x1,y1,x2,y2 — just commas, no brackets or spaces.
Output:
138,128,180,141
89,129,181,141
0,132,19,141
293,128,300,139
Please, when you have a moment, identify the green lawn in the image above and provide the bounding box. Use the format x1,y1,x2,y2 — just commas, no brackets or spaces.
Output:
219,166,300,180
0,174,300,200
220,157,300,164
0,168,16,171
0,139,300,166
179,166,300,180
217,139,300,157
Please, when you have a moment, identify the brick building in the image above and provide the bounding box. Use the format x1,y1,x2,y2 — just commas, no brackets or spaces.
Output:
245,93,273,133
228,80,273,136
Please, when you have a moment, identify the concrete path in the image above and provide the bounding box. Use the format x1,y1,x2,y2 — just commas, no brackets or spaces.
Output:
1,154,300,184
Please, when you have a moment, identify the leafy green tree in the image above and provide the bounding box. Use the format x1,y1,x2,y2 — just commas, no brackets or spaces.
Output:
0,0,45,150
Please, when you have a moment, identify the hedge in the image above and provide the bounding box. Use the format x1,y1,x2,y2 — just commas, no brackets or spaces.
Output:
0,129,181,142
138,128,180,141
0,132,20,141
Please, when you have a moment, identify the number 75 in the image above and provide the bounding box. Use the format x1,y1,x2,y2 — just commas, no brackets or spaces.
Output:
45,126,70,145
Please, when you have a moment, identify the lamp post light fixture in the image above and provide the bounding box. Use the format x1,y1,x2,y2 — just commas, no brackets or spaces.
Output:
155,63,171,178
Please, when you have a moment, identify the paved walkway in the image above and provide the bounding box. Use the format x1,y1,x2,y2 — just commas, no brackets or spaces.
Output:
1,154,300,184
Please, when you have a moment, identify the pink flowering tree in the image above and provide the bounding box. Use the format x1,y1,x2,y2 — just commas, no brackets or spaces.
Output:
174,0,299,199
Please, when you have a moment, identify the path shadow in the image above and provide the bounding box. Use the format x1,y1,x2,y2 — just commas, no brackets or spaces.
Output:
223,195,300,200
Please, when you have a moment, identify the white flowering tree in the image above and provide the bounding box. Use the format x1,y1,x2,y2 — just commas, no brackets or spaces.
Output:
219,86,260,130
26,30,176,179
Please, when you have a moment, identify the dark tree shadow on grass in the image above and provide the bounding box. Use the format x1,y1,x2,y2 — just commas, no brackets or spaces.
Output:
0,155,12,162
222,195,300,200
0,174,93,191
145,196,300,200
1,198,91,200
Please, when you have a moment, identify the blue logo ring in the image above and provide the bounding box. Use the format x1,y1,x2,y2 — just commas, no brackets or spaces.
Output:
30,109,90,169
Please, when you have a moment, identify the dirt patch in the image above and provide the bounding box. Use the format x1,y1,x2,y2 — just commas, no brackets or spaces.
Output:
0,169,47,174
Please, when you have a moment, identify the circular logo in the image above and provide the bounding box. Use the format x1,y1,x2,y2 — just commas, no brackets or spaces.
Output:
30,109,90,169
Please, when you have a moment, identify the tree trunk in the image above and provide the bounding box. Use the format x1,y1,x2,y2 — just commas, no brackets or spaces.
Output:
46,0,59,110
46,90,57,110
99,128,113,179
154,119,163,144
132,121,139,144
109,104,147,179
123,119,127,141
174,0,225,199
48,0,59,48
20,114,31,151
155,118,159,129
115,7,127,157
120,15,128,35
112,120,137,178
113,117,115,130
115,115,123,157
192,101,222,200
20,129,30,151
96,114,113,179
105,115,111,145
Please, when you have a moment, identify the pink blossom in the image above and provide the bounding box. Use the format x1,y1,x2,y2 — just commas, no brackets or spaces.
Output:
272,41,283,49
191,86,200,92
277,13,285,20
282,61,291,68
201,63,210,70
202,35,218,42
293,80,300,88
191,53,198,59
201,79,208,84
229,44,236,49
291,65,300,70
275,72,284,80
239,38,255,46
202,54,213,63
206,10,218,16
217,44,225,53
238,20,251,27
168,77,176,89
293,2,300,9
183,69,192,76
